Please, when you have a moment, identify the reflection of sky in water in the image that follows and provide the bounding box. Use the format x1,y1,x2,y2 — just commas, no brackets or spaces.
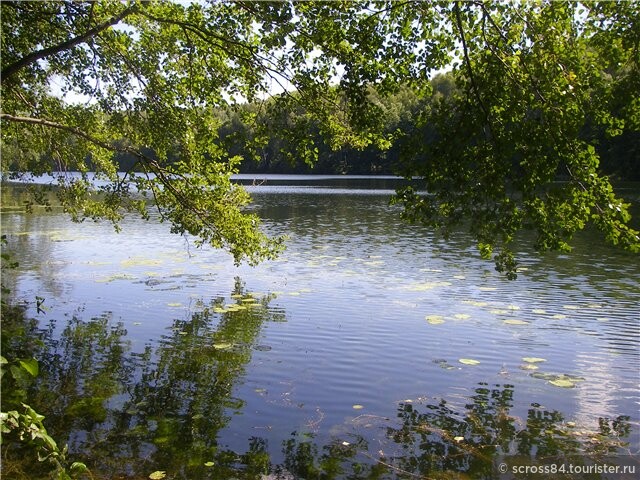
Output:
2,179,639,463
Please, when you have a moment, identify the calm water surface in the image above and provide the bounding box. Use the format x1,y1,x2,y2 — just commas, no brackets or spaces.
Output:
2,176,639,478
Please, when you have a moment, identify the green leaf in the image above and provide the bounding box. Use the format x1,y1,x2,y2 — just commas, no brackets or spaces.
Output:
70,462,90,474
19,358,39,377
38,432,58,451
149,471,167,480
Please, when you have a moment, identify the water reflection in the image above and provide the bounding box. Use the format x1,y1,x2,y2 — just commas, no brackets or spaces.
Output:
3,296,636,479
3,279,283,477
3,179,639,479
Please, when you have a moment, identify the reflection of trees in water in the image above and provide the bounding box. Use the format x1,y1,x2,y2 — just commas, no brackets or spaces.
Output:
276,386,634,480
2,288,635,479
384,385,633,479
2,184,71,300
24,278,285,478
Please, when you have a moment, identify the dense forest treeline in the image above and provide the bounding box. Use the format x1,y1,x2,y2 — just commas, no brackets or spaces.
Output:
98,73,639,179
4,75,637,179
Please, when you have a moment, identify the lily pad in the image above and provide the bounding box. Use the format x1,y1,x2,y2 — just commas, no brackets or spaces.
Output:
557,373,585,383
549,378,575,388
121,258,162,268
352,404,364,410
406,281,452,291
453,313,471,320
532,309,547,314
522,357,547,363
519,364,539,371
530,372,557,381
364,260,384,266
227,305,247,311
167,303,182,307
149,472,166,480
503,319,529,325
462,300,488,307
204,461,215,467
95,273,137,283
426,315,445,325
459,358,480,366
213,342,233,350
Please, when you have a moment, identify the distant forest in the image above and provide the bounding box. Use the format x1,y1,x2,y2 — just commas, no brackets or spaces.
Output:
108,72,638,179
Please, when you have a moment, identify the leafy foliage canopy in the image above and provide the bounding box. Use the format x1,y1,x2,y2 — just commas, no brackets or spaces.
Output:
1,1,638,273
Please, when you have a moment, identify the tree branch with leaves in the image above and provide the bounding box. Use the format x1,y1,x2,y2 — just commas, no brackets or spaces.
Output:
1,0,638,274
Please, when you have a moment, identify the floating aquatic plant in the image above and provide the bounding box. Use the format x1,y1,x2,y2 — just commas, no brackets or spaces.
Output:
519,364,539,371
503,319,529,325
459,358,480,366
426,315,445,325
549,378,575,388
522,357,547,363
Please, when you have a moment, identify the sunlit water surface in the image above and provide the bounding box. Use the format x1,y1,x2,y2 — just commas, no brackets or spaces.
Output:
2,176,639,478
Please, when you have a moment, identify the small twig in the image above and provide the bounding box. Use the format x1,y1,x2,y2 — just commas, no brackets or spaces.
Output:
351,414,391,423
305,407,325,430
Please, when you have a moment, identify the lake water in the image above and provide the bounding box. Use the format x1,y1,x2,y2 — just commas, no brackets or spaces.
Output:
2,176,639,479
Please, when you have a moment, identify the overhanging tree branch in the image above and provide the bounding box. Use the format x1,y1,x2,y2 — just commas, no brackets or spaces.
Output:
1,113,125,152
453,1,494,140
1,2,137,85
0,112,233,244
